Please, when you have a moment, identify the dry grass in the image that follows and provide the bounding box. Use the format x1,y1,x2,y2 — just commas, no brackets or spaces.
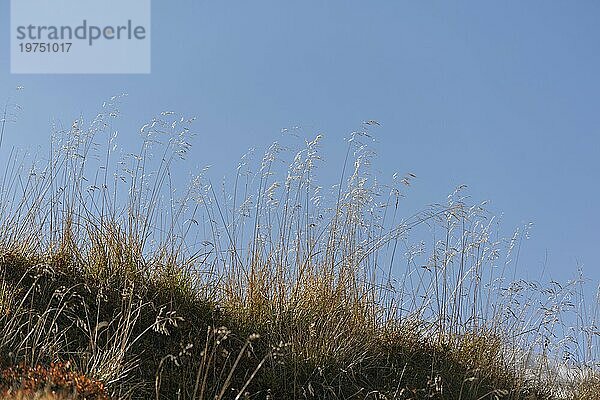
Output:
0,96,598,399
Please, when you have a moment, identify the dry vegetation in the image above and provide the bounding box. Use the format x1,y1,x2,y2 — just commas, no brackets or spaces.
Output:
0,96,598,399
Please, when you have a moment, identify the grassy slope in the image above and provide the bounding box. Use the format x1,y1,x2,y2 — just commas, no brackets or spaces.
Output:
0,250,542,399
0,107,598,399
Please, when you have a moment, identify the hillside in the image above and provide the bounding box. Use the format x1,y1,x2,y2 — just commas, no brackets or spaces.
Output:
0,111,598,399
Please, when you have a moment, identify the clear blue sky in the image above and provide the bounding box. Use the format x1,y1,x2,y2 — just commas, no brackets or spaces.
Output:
1,1,599,286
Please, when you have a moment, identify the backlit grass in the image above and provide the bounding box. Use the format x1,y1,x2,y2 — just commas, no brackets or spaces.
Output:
0,97,598,399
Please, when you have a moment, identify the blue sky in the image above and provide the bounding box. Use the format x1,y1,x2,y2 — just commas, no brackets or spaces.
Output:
1,1,599,286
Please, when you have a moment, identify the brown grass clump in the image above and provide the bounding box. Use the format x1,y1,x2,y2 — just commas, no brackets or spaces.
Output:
1,392,72,400
0,362,109,400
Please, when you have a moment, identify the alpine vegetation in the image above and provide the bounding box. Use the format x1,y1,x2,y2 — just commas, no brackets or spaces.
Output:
0,98,598,399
